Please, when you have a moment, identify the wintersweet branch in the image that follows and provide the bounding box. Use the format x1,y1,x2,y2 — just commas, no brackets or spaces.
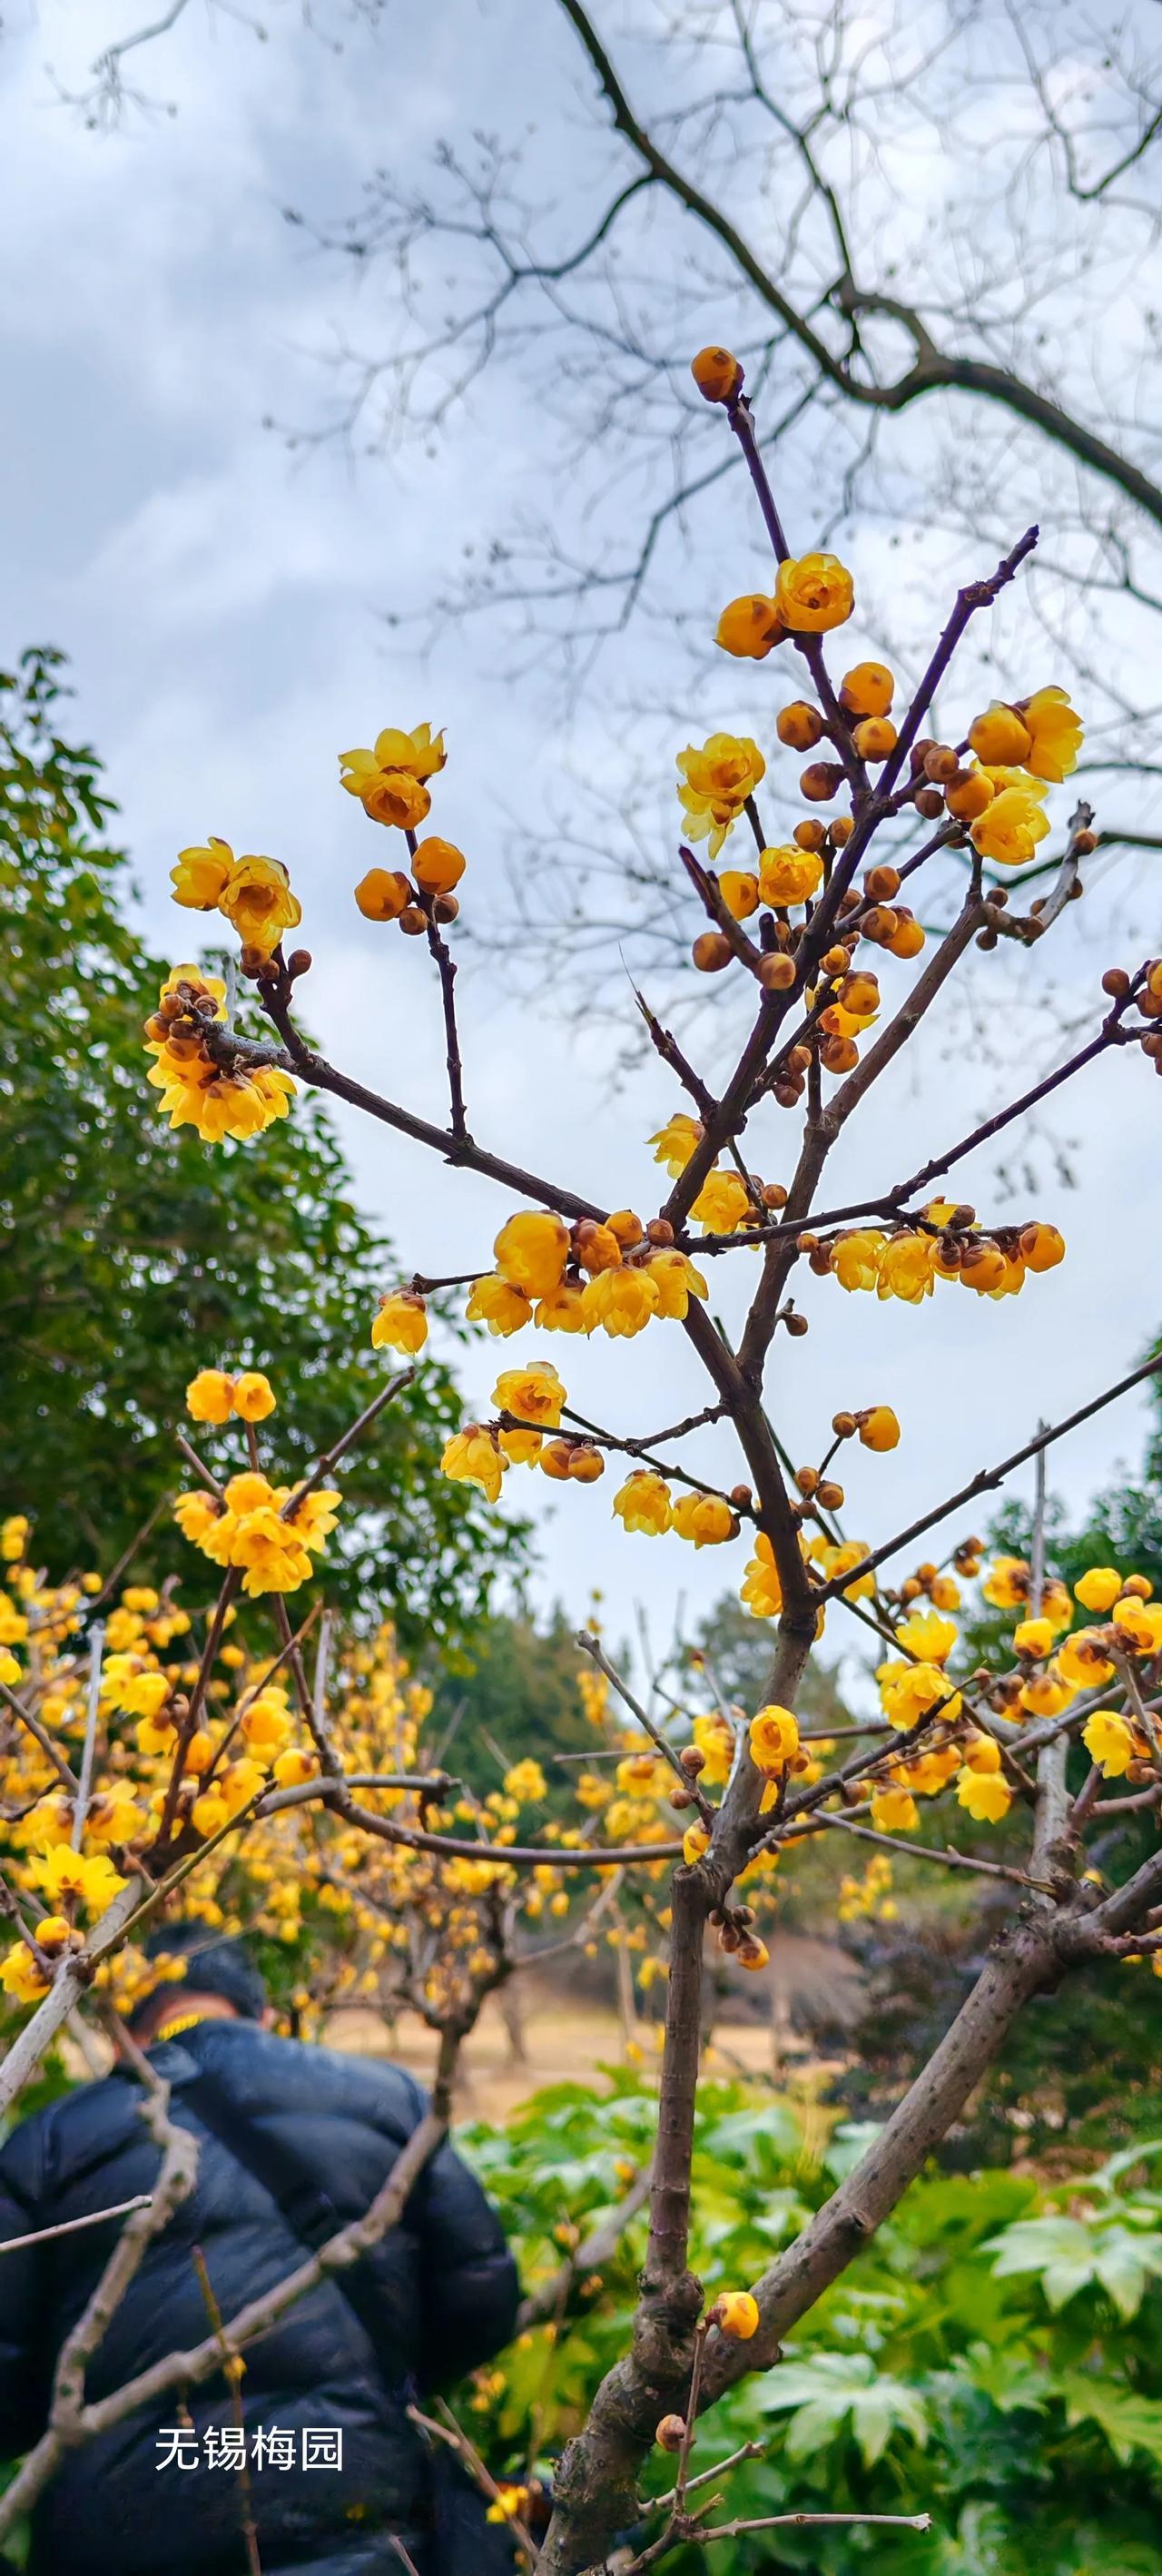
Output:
817,1352,1162,1599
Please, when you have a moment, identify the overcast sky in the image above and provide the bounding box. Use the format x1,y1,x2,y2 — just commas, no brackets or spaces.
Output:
5,0,1157,1687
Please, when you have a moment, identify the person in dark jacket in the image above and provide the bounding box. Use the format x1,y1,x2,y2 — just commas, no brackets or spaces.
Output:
0,1928,520,2576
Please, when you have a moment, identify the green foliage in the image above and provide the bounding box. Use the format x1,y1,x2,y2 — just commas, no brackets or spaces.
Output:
456,2075,1162,2572
0,647,527,1644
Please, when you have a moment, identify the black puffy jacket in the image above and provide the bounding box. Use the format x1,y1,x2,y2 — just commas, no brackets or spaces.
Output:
0,2018,520,2576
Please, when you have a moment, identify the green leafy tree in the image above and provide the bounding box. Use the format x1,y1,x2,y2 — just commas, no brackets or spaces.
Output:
0,646,526,1643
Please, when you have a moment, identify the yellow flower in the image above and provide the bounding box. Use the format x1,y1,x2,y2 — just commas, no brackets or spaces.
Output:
582,1268,660,1338
134,1709,177,1756
690,1169,752,1234
231,1510,315,1598
895,1608,958,1664
877,1234,936,1304
859,1406,900,1452
670,1492,736,1547
774,551,854,633
715,593,783,659
982,1556,1029,1611
967,704,1032,767
371,1290,429,1355
757,844,823,907
676,733,766,859
466,1274,533,1337
0,1945,51,2004
1114,1597,1162,1653
869,1785,918,1832
494,1210,569,1302
877,1659,959,1731
1020,1222,1066,1273
945,765,995,822
1019,686,1082,783
645,1249,709,1318
683,1823,710,1864
504,1759,547,1804
173,1490,223,1551
285,1487,341,1553
970,785,1051,868
693,1712,735,1785
241,1697,292,1756
232,1372,276,1422
713,2289,760,2339
749,1705,799,1773
1075,1566,1123,1614
650,1112,704,1175
830,1229,886,1291
613,1471,672,1535
740,1531,783,1618
271,1747,318,1788
494,1361,566,1429
219,855,301,958
956,1769,1012,1822
1,1515,29,1562
961,1732,1002,1775
1083,1711,1137,1778
487,2484,531,2527
340,723,446,828
1013,1615,1054,1659
186,1368,235,1426
533,1282,591,1334
1058,1627,1117,1689
1019,1664,1075,1718
171,836,236,910
31,1848,127,1915
442,1425,505,1503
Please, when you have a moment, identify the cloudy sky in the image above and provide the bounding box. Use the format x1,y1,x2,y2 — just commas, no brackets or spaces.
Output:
5,0,1157,1683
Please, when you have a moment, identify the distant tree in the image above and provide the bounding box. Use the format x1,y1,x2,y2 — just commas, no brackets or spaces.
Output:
0,647,527,1644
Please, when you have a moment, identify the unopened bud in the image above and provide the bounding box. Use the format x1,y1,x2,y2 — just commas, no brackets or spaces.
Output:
285,948,312,978
693,932,734,973
832,1411,857,1437
655,2414,687,2453
913,787,944,819
399,904,428,936
759,952,796,991
784,1310,810,1337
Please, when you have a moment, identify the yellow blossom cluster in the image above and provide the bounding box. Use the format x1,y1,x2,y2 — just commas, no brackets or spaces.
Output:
456,1207,709,1355
827,1210,1065,1303
171,840,302,964
144,966,296,1145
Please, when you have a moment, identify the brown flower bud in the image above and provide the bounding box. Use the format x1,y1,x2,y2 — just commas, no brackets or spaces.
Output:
830,815,854,846
832,1411,857,1437
693,932,734,972
759,952,796,991
822,945,850,977
862,906,898,943
837,887,862,914
433,893,459,923
691,345,743,403
646,1218,675,1245
399,904,428,936
817,1479,845,1511
655,2414,687,2454
680,1745,706,1775
793,817,827,851
795,1466,819,1495
285,948,312,978
800,761,844,803
763,1181,788,1208
913,786,945,819
923,745,959,782
730,1484,753,1508
786,1045,812,1076
669,1784,694,1811
864,864,901,901
1073,828,1098,855
1101,967,1130,997
784,1309,810,1337
773,1080,803,1108
910,738,937,772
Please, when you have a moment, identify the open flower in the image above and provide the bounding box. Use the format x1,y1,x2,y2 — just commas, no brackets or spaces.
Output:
340,723,446,828
758,844,824,906
494,1211,569,1302
749,1705,799,1772
676,733,765,858
671,1492,736,1547
774,551,854,632
493,1362,566,1430
582,1267,660,1338
466,1275,533,1337
171,836,235,911
650,1112,704,1175
970,783,1050,868
219,855,301,958
613,1471,672,1535
186,1368,235,1425
442,1425,505,1503
372,1290,429,1355
1019,686,1082,782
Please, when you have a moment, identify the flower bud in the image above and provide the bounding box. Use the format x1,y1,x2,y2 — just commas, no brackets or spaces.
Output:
829,814,853,846
821,1032,859,1073
679,1745,706,1775
1101,967,1130,996
759,952,796,992
398,904,428,935
763,1181,788,1208
822,945,850,977
355,868,413,923
784,1309,809,1336
773,1080,802,1108
646,1218,675,1246
923,745,959,782
913,786,945,819
730,1483,753,1507
852,716,897,761
800,761,844,803
864,864,901,902
776,701,824,750
832,1411,857,1437
566,1443,605,1483
693,932,734,972
655,2415,687,2453
910,738,937,772
817,1480,845,1510
691,345,743,403
433,893,459,923
285,948,312,978
795,1466,819,1495
793,817,827,851
606,1209,644,1248
862,907,899,943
